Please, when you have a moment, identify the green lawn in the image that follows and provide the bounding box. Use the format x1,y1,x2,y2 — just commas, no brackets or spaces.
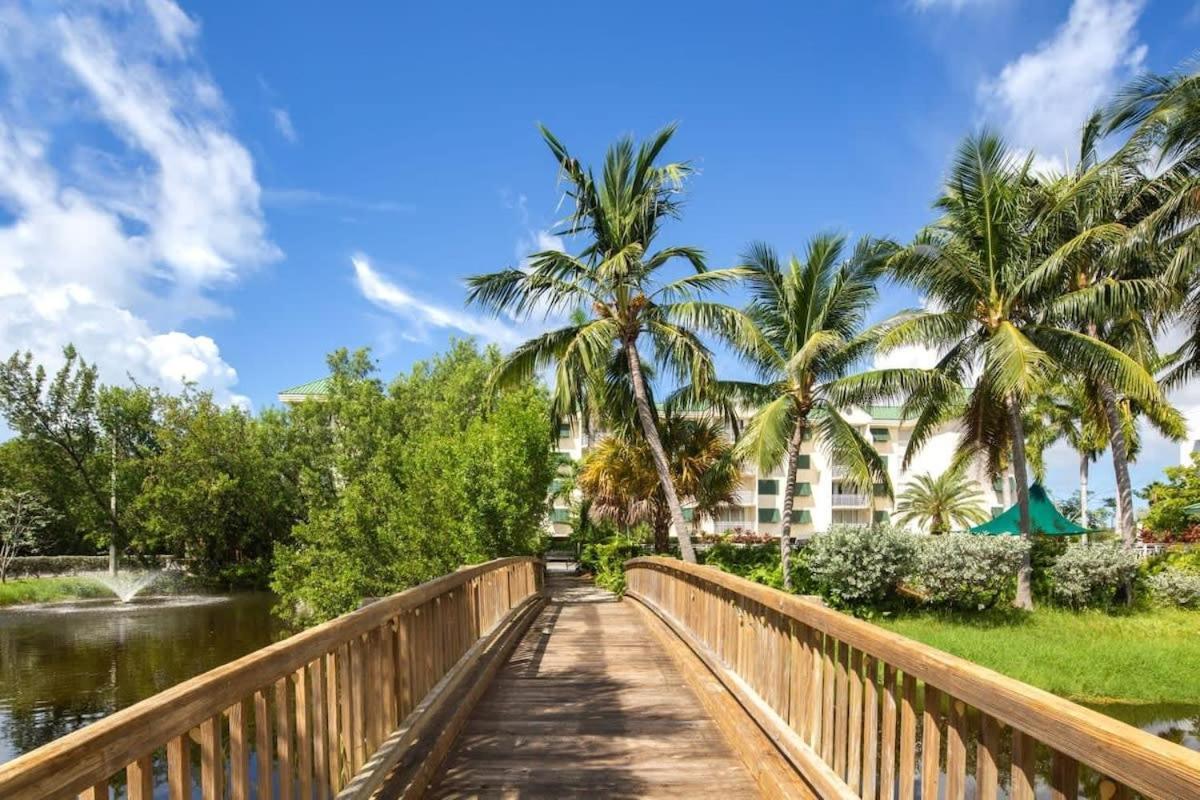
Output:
875,607,1200,705
0,576,114,607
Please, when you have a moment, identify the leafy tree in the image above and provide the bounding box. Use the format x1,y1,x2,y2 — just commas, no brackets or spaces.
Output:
578,410,739,553
0,347,124,572
893,467,988,534
0,489,56,582
466,125,748,563
272,341,554,622
1142,454,1200,536
0,437,95,554
1023,376,1110,528
676,234,894,589
880,132,1163,609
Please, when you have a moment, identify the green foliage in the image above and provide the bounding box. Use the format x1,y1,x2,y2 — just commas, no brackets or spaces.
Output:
1030,534,1069,599
271,341,555,623
699,541,812,592
581,532,646,595
909,534,1030,610
0,488,56,582
0,576,113,607
893,467,988,534
805,525,916,610
1049,543,1140,609
1141,454,1200,535
1146,569,1200,609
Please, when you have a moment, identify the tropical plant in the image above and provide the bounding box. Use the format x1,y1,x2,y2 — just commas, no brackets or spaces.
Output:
1146,569,1200,609
893,467,988,534
1141,452,1200,536
1049,542,1140,610
805,524,917,610
577,410,739,553
909,534,1030,610
875,131,1164,609
466,125,749,563
674,234,894,589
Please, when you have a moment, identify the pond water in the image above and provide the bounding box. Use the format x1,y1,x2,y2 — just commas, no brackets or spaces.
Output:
0,593,285,766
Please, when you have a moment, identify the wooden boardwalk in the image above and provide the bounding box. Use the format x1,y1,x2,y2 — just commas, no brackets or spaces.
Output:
426,576,761,799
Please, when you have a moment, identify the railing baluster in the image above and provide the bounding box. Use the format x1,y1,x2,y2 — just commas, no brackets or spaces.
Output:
921,684,941,800
899,673,917,800
323,652,341,795
847,648,864,790
168,731,191,800
880,664,898,800
862,655,879,800
1051,750,1079,800
275,676,294,799
834,641,850,778
126,755,153,800
78,783,107,799
228,699,249,800
350,635,366,773
254,688,272,800
1011,728,1036,800
821,635,836,764
976,712,1000,800
946,697,967,800
311,658,330,800
200,713,223,799
296,665,314,799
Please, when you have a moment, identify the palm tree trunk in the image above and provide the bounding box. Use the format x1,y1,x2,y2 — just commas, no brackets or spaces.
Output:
1079,452,1089,544
624,340,697,563
778,418,805,592
1098,382,1136,548
1008,398,1035,611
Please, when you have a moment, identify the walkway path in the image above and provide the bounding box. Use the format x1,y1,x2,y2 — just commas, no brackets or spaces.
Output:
426,576,761,798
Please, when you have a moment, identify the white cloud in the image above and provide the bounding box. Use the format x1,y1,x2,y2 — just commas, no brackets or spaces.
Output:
351,254,522,348
0,1,277,407
979,0,1146,164
873,343,941,371
263,188,413,214
271,107,297,143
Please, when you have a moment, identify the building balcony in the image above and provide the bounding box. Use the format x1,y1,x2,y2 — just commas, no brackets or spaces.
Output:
713,520,753,533
831,493,871,508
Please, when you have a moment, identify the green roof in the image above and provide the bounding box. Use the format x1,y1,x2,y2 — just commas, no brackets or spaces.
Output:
970,484,1092,536
278,377,332,397
867,405,905,421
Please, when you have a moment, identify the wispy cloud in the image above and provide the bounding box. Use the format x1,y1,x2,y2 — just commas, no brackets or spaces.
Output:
979,0,1146,169
351,254,522,347
271,107,297,143
0,0,276,407
263,188,414,214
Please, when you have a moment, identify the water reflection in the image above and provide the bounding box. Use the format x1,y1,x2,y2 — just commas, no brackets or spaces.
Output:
0,593,284,765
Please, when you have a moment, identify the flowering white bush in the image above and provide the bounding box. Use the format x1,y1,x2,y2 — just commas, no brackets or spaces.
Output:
1147,568,1200,609
1049,543,1139,609
806,525,916,609
910,534,1030,610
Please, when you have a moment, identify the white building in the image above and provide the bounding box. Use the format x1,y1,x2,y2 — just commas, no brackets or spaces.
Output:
550,406,1015,539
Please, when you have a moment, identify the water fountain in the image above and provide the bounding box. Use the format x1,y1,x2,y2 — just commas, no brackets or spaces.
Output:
84,571,163,603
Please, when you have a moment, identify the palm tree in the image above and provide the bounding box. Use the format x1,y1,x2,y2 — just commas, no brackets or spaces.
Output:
674,234,894,590
1024,115,1185,548
1023,377,1108,531
893,468,988,534
879,131,1164,609
467,125,749,563
577,411,740,553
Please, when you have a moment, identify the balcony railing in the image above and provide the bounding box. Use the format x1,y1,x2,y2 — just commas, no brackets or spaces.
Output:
831,493,870,507
713,520,752,533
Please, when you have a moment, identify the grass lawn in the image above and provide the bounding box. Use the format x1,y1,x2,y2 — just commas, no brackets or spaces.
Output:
0,576,114,607
875,606,1200,705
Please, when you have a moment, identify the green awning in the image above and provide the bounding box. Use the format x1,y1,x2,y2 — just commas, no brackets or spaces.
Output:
1184,502,1200,518
970,484,1092,536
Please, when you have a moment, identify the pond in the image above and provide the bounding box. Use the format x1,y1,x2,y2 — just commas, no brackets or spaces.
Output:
0,592,285,766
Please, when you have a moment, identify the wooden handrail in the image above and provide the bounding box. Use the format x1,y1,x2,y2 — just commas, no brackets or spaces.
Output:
0,556,543,800
625,556,1200,800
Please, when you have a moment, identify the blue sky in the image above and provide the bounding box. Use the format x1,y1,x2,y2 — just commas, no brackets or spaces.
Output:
0,0,1197,503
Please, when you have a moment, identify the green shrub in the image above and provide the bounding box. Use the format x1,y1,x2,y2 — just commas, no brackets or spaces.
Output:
4,554,176,577
581,534,646,595
1030,535,1069,599
1146,569,1200,609
1049,543,1140,609
699,541,812,592
806,525,917,610
1143,549,1200,577
909,534,1030,610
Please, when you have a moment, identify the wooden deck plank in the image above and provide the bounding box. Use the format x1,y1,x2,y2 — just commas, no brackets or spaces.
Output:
424,577,762,799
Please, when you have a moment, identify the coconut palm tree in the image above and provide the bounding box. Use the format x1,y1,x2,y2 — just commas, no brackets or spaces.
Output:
467,125,749,563
1023,114,1185,548
577,411,740,553
672,234,895,590
1023,377,1109,530
879,131,1164,609
893,468,988,534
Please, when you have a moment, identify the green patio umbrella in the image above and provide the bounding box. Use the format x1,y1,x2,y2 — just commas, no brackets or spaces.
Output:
970,483,1093,536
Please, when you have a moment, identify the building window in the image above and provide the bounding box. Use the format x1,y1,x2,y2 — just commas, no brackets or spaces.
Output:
992,477,1004,493
991,506,1004,519
801,428,814,441
796,454,811,470
870,427,890,442
758,479,779,495
557,422,571,439
758,507,781,523
792,509,812,524
873,510,890,523
873,482,888,497
682,507,694,522
551,508,571,523
795,482,812,496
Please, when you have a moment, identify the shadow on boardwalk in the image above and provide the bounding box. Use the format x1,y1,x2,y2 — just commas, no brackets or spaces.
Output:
425,575,760,799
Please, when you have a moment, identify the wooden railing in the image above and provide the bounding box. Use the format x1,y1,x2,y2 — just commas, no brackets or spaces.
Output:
625,557,1200,800
0,557,543,800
